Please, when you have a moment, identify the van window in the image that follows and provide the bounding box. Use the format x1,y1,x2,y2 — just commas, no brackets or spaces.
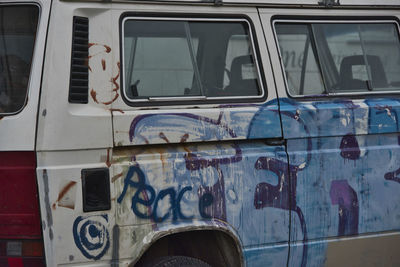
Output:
122,18,263,101
0,5,39,114
275,21,400,96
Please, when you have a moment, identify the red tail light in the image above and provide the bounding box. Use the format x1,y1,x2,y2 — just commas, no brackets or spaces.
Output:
0,152,45,266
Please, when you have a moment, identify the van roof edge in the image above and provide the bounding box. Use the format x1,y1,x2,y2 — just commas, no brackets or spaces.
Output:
59,0,400,8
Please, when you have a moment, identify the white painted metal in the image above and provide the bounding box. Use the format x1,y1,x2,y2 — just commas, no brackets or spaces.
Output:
36,148,115,267
0,0,51,151
63,0,400,7
111,4,280,146
36,0,114,151
35,1,116,266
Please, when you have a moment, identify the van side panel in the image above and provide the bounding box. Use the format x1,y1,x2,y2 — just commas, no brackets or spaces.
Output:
113,142,289,264
282,99,400,266
261,7,400,266
109,5,289,266
36,149,115,266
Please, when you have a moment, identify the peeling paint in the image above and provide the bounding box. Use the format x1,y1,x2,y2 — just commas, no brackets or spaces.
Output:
111,62,120,92
52,181,77,210
90,89,99,104
102,92,119,106
112,172,124,183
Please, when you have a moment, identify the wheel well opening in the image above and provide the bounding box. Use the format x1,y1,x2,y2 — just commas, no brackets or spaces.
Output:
135,230,242,267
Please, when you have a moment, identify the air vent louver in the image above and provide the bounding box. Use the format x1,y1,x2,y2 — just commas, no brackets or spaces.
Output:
69,16,89,104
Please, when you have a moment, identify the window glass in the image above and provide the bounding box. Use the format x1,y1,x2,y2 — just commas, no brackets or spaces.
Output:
123,19,262,100
275,24,325,95
0,5,39,114
276,22,400,96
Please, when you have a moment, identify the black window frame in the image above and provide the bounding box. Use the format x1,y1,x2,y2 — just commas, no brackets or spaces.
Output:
272,16,400,100
0,3,41,116
119,12,267,107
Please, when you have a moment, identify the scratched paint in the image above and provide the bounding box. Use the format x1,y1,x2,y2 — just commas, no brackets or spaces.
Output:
111,96,400,266
52,181,77,210
280,97,400,266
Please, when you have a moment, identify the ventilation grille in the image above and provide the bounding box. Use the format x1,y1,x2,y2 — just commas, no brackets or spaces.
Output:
69,16,89,104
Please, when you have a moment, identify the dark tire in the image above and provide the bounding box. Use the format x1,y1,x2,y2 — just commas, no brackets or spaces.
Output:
142,256,211,267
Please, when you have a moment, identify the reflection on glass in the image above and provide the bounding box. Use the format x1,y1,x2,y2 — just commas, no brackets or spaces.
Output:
0,5,39,114
123,20,262,99
276,22,400,96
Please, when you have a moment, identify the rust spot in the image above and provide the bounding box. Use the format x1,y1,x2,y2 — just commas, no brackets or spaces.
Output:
90,89,99,103
88,43,111,57
137,133,150,144
104,45,111,53
106,148,111,167
111,172,124,183
156,148,168,170
102,92,119,105
101,59,106,71
180,133,189,143
111,62,120,92
159,132,170,143
84,58,92,72
53,181,77,210
109,108,125,114
57,182,76,202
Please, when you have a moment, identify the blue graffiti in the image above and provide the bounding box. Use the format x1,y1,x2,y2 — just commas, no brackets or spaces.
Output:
73,215,110,260
117,165,194,222
121,96,400,266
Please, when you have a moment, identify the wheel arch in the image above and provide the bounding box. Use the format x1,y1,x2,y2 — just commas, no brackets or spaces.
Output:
131,220,244,267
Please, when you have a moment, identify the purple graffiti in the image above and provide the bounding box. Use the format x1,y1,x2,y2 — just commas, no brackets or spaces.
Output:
254,157,308,267
254,158,293,210
340,134,360,160
185,145,242,221
197,168,226,220
384,167,400,184
330,180,359,236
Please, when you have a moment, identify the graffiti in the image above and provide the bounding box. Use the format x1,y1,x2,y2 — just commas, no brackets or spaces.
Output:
129,112,237,143
254,156,308,267
384,167,400,184
88,43,120,106
117,166,194,222
340,134,361,160
114,95,400,266
73,215,110,260
330,180,359,236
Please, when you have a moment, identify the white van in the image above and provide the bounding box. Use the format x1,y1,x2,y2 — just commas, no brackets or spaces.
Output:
2,0,400,266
